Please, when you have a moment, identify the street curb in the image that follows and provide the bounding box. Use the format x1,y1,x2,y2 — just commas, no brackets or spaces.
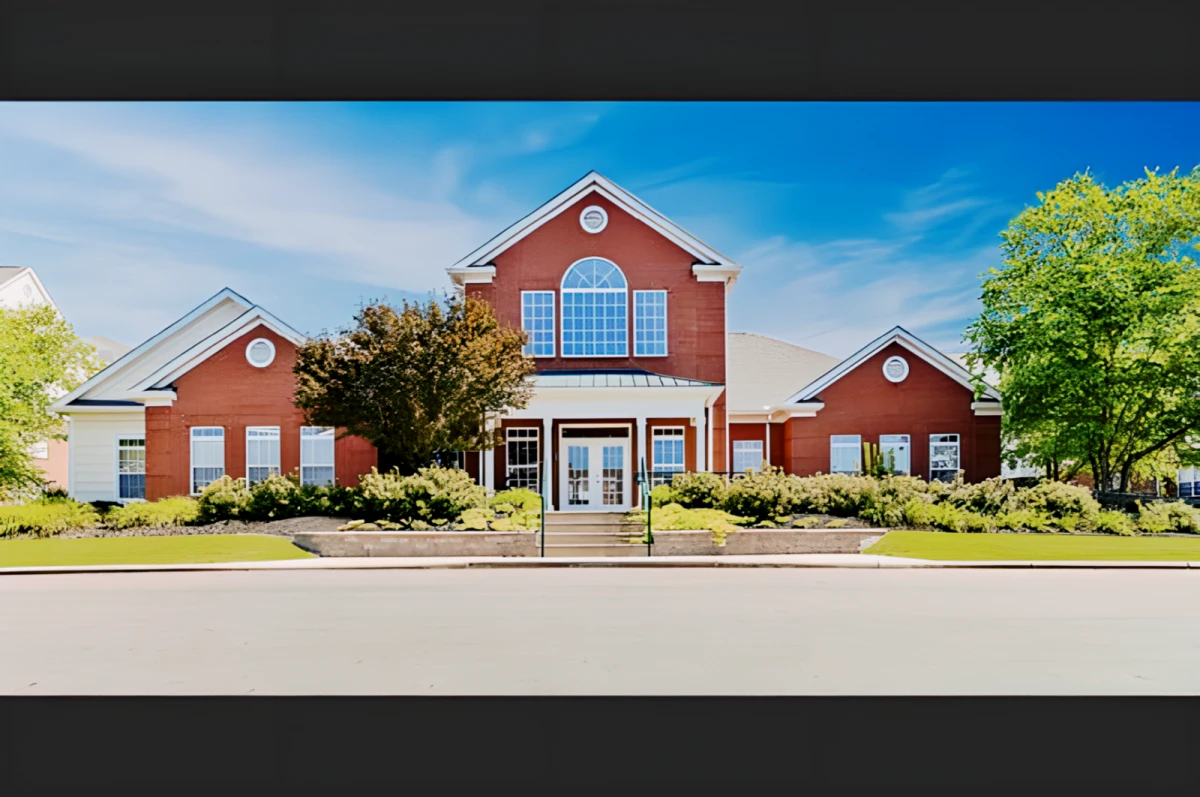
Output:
4,555,1200,576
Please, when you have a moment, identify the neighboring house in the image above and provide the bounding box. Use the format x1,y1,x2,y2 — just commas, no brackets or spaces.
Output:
51,171,1004,507
0,266,127,488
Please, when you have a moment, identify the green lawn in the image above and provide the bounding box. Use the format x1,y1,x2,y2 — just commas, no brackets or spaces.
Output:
0,534,314,568
865,530,1200,561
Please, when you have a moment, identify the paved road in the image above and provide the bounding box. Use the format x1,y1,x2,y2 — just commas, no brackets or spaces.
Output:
3,568,1200,695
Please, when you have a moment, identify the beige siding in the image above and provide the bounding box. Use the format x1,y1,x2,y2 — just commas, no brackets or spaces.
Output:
84,298,249,400
68,411,146,502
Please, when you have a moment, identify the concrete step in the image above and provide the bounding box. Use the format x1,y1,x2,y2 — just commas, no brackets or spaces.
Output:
543,531,645,545
542,543,650,557
543,523,644,535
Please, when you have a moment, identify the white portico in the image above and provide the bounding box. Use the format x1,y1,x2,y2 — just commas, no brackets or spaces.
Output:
481,370,724,512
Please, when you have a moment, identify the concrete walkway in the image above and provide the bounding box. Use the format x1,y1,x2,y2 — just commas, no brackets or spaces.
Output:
4,553,1200,576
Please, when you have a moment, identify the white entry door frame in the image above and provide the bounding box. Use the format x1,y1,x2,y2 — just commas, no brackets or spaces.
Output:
557,423,632,512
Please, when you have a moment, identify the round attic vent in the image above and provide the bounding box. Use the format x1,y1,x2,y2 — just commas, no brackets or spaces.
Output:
883,355,909,383
580,205,608,233
246,337,276,368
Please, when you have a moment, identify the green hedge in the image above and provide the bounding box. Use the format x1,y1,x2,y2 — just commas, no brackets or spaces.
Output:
652,469,1193,536
0,499,102,538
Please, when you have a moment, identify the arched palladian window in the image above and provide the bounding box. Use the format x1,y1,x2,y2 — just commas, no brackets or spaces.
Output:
561,257,628,357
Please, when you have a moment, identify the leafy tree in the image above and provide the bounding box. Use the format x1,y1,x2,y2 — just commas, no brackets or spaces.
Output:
967,167,1200,492
0,303,101,497
293,291,535,475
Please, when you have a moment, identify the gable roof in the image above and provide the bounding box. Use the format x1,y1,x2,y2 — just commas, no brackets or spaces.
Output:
448,171,742,276
50,288,305,412
784,326,1002,404
132,305,306,391
726,333,841,412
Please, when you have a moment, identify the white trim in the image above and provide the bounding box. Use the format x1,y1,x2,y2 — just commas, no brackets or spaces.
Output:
189,426,226,496
971,401,1004,416
133,309,306,391
732,438,765,474
0,266,56,307
633,289,669,357
300,426,337,487
785,326,1001,404
882,355,909,383
245,337,277,368
560,257,629,359
579,204,609,233
650,425,686,473
54,403,146,414
66,416,75,498
114,432,147,503
557,423,634,512
520,290,557,358
691,264,742,291
245,425,282,484
446,265,496,285
50,288,254,412
449,171,741,271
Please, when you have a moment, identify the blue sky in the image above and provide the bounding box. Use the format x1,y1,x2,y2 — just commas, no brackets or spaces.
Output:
1,101,1197,357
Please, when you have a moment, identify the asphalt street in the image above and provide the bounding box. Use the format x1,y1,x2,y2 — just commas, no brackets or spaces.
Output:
3,567,1199,694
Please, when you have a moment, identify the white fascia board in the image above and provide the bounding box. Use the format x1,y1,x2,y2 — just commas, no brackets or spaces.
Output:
446,266,496,285
785,327,1001,404
728,413,771,423
692,264,743,283
53,404,146,414
450,171,738,270
971,402,1004,416
54,288,254,408
134,310,307,391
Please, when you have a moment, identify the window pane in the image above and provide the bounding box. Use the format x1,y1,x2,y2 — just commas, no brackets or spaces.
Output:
652,428,686,473
562,260,628,357
506,428,540,491
634,290,667,356
733,440,764,473
879,434,911,476
521,291,556,357
830,435,861,474
929,434,960,482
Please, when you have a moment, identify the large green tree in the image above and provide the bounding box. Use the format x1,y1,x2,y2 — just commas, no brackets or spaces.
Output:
967,167,1200,492
293,291,535,475
0,303,101,497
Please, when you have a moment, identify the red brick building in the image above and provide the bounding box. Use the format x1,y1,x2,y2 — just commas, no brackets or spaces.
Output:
52,171,1002,506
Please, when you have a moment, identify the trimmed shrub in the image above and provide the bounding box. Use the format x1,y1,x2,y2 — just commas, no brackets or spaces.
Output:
859,476,933,527
244,474,301,520
490,488,541,512
105,497,200,529
1092,510,1135,536
649,484,676,508
670,471,728,509
994,509,1055,533
197,476,251,522
901,499,992,533
721,468,799,520
0,499,101,538
358,466,487,524
1018,480,1101,521
946,477,1020,516
1136,500,1200,534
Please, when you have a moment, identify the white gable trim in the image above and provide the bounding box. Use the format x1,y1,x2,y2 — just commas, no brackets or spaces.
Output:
133,308,307,392
50,288,255,413
449,171,742,273
1,266,56,307
784,327,1002,404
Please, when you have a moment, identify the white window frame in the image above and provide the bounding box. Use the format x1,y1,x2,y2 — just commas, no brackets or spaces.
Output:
733,439,765,474
190,426,225,495
633,289,668,357
520,290,556,358
652,427,687,474
505,427,541,491
830,434,862,474
246,426,282,485
561,257,629,358
879,434,911,476
300,426,336,487
929,433,961,483
114,434,147,502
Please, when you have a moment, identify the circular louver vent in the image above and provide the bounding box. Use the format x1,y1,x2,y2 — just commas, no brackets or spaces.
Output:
579,205,608,233
883,355,909,383
246,338,276,368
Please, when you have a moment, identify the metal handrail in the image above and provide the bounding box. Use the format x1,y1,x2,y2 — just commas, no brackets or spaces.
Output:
636,456,653,555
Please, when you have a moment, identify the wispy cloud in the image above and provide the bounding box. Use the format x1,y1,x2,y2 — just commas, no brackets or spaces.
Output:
884,168,997,233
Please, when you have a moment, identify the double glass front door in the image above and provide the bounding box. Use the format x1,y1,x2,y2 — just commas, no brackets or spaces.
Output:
561,434,630,510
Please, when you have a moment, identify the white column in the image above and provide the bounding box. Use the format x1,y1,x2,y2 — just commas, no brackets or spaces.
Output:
542,417,554,511
636,417,648,474
765,421,771,470
483,416,496,493
707,407,714,472
695,411,707,472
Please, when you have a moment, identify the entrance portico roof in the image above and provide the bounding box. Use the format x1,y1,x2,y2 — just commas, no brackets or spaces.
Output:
532,368,721,389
